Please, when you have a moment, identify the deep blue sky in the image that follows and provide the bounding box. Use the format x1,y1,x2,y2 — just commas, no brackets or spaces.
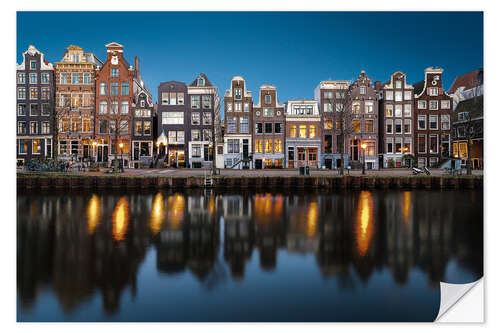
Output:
17,11,483,115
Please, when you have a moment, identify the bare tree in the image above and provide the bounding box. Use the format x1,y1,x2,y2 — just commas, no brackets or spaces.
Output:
334,83,354,175
104,92,130,173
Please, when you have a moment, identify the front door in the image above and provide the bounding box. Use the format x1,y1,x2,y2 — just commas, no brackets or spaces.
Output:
243,139,249,159
103,146,109,162
83,145,89,159
97,146,103,162
288,147,294,168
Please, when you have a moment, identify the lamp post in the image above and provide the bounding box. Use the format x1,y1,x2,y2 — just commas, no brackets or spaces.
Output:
92,141,97,167
119,142,123,171
360,142,367,175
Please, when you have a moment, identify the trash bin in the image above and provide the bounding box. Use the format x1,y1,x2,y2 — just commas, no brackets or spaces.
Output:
306,166,310,176
299,166,305,175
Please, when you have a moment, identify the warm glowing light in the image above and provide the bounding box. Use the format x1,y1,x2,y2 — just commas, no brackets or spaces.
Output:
87,194,100,235
149,193,165,235
306,202,318,238
112,197,129,241
361,142,367,149
356,191,374,256
208,195,215,217
119,142,124,149
254,193,277,225
167,194,185,229
402,191,411,226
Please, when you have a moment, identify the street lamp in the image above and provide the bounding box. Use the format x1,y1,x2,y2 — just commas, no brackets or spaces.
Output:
360,142,367,175
119,142,124,171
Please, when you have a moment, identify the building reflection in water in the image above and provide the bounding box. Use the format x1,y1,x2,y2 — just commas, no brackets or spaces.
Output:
17,189,483,317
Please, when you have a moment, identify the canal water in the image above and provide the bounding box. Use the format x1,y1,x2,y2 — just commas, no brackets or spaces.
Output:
17,189,483,322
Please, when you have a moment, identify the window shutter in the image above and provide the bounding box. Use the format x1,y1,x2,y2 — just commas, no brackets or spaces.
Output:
439,88,443,94
427,88,431,95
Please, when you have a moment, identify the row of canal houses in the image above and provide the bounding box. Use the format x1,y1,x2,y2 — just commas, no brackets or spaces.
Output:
16,43,483,170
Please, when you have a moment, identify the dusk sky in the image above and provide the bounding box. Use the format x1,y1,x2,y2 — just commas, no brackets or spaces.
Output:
17,11,483,116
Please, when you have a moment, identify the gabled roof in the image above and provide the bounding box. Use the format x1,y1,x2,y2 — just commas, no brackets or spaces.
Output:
448,68,484,94
188,73,213,87
105,42,124,48
413,80,425,95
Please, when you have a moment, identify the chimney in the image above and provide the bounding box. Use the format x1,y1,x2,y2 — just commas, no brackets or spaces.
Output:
134,56,140,77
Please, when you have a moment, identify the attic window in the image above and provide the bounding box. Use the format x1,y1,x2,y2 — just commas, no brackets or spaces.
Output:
197,78,205,86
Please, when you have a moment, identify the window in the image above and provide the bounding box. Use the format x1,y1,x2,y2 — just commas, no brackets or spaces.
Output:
30,104,38,116
395,91,402,102
386,138,394,154
60,73,69,84
365,142,376,156
265,123,273,134
17,73,26,84
120,120,128,134
404,104,411,117
395,105,402,117
395,80,402,89
41,87,50,100
203,112,212,125
72,73,80,84
458,112,469,121
429,87,438,96
191,95,200,108
264,108,274,117
98,101,107,115
335,103,344,112
418,100,427,109
352,101,361,113
99,82,107,96
192,144,202,158
111,68,119,77
365,120,374,133
99,120,107,134
30,121,38,134
162,112,184,125
70,141,78,155
336,91,345,99
429,115,438,130
121,82,129,96
289,125,296,138
324,91,333,99
120,101,129,115
83,73,91,84
227,139,240,153
191,113,200,125
457,126,465,138
441,100,450,109
41,73,50,84
227,117,237,133
386,119,393,134
234,88,242,99
109,120,116,134
135,121,143,135
429,135,438,153
30,61,37,70
32,139,41,154
255,123,263,134
429,100,438,110
18,103,27,116
418,115,426,130
395,137,403,153
360,87,366,94
275,139,282,153
110,101,118,115
403,137,412,154
395,119,402,134
299,125,307,138
404,91,412,100
385,104,393,117
61,118,69,132
17,87,26,99
324,103,333,112
226,102,232,112
59,140,67,155
365,101,374,113
255,140,263,153
234,102,242,112
265,139,273,153
192,130,201,141
352,120,361,133
404,119,411,134
83,118,91,132
30,88,38,99
18,139,27,154
265,94,271,104
324,119,333,130
29,73,37,84
110,82,119,96
71,95,80,108
70,118,78,132
41,103,50,116
386,91,393,100
240,117,249,133
418,135,426,153
202,95,211,108
17,121,26,134
441,115,450,130
244,102,249,112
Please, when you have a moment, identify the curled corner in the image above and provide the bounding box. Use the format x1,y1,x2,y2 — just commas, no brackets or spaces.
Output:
435,278,483,322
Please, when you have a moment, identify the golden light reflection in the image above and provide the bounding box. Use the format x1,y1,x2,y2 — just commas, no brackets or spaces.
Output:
306,202,318,238
254,194,284,226
356,191,374,257
87,194,100,235
208,195,215,217
112,197,129,242
149,193,165,235
403,191,411,226
167,194,185,230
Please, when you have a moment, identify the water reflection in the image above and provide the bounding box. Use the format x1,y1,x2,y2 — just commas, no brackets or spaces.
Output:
17,189,483,321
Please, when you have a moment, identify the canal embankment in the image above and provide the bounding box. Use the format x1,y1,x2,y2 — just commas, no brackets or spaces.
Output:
17,173,483,190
